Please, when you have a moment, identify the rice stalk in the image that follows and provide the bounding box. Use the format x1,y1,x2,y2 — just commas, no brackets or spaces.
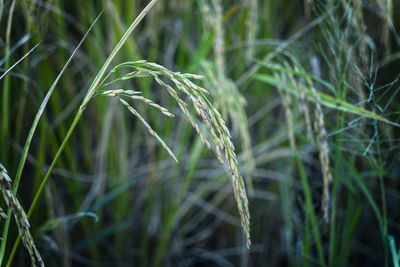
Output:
8,5,252,261
280,60,334,221
101,89,174,116
118,97,178,163
199,0,213,32
257,61,328,265
275,72,296,150
304,0,315,17
201,0,255,189
97,60,251,247
374,0,393,51
257,59,335,222
0,164,43,266
293,71,315,144
0,0,3,21
201,61,255,176
255,62,400,128
245,0,258,64
310,85,333,223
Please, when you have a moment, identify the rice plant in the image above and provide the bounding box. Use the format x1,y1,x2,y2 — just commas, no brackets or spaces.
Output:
1,0,400,266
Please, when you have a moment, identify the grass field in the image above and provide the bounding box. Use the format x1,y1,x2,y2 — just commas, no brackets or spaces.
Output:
1,0,400,266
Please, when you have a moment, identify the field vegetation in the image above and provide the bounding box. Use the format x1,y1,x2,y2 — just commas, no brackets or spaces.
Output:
0,0,400,266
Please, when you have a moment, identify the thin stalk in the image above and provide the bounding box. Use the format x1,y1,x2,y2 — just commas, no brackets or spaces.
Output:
328,161,338,266
388,235,399,267
375,120,388,266
0,13,101,266
329,68,346,267
0,1,17,264
328,100,345,266
295,153,326,267
0,42,41,81
1,0,16,163
6,1,159,265
6,110,82,267
80,0,159,109
303,206,311,267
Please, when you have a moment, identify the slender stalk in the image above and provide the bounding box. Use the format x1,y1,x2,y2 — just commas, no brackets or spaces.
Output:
295,153,326,267
6,110,82,267
1,0,15,163
375,120,388,266
0,1,17,264
0,13,101,266
0,42,41,81
388,235,399,267
6,1,159,265
80,0,159,109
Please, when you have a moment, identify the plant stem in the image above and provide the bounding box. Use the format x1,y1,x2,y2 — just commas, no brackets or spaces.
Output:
0,0,15,163
80,0,159,109
0,1,16,264
0,13,101,265
6,110,83,267
295,152,326,267
5,1,159,265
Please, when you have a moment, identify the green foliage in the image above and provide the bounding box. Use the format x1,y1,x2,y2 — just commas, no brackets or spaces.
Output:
1,0,400,266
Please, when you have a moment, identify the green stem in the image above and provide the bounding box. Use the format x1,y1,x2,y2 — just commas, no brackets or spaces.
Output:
329,104,344,267
0,12,102,265
375,120,388,266
80,0,159,109
0,0,15,163
5,1,159,265
0,1,16,265
6,110,83,267
295,153,326,267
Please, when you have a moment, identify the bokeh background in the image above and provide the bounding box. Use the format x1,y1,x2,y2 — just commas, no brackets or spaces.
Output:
1,0,400,266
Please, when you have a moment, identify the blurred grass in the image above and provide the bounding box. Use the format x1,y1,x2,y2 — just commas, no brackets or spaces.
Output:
1,0,400,266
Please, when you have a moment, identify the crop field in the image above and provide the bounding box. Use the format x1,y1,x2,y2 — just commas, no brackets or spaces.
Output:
0,0,400,266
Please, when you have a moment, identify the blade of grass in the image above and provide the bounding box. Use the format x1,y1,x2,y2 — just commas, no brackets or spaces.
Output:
1,0,16,165
0,12,102,266
0,42,41,81
80,0,159,109
0,34,31,66
388,235,400,267
6,1,159,265
294,152,326,266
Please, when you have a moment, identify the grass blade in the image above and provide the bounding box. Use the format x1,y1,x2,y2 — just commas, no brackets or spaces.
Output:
0,12,102,265
6,2,159,265
0,42,40,81
388,235,400,267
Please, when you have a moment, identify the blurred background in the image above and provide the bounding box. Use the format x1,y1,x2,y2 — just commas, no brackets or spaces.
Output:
1,0,400,266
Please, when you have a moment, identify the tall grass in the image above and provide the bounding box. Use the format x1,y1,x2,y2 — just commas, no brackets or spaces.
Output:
1,0,400,266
